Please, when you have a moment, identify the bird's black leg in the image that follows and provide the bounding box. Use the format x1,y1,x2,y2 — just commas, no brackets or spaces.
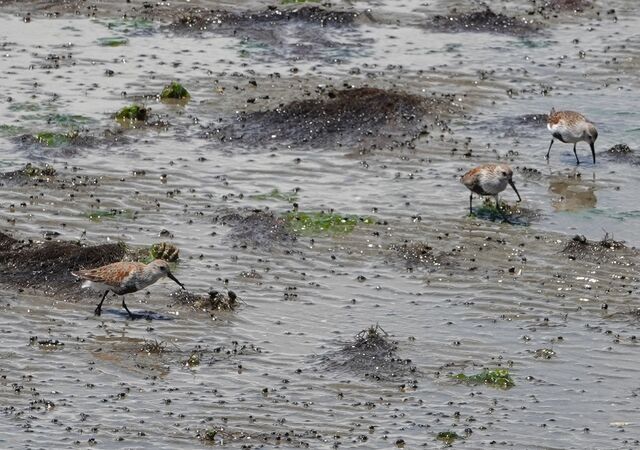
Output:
573,143,580,165
469,194,473,215
495,195,501,211
121,297,134,319
546,139,554,160
95,290,109,316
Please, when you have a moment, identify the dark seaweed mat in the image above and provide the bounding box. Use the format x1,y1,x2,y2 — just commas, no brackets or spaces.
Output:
215,210,296,249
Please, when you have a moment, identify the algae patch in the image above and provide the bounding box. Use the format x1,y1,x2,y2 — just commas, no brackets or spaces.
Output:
115,104,149,122
250,188,298,203
160,81,190,101
284,210,374,234
452,368,515,389
436,431,462,445
97,36,129,47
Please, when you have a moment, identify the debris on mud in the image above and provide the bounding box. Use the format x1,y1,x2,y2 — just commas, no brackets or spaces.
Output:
389,241,447,270
562,233,635,263
210,87,453,152
0,163,56,186
0,231,126,293
284,210,375,235
127,242,180,263
170,289,240,312
533,348,556,359
429,8,540,36
197,425,312,448
217,210,296,248
451,368,515,389
319,325,418,382
140,339,168,355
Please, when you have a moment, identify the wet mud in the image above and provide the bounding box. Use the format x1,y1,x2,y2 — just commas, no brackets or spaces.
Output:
2,0,640,448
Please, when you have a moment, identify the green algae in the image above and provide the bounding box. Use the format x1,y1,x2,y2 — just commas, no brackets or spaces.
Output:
104,18,153,33
34,130,78,147
115,104,149,122
0,124,26,137
283,210,375,235
47,113,93,127
470,199,532,226
96,36,129,47
8,102,41,112
250,188,298,203
436,431,462,445
452,368,515,389
160,81,190,101
282,0,319,3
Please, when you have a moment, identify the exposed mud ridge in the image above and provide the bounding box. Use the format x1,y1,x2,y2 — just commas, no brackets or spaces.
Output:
389,241,449,270
170,6,359,32
319,325,418,383
215,210,296,249
211,87,453,152
429,8,540,36
562,234,637,264
0,231,125,294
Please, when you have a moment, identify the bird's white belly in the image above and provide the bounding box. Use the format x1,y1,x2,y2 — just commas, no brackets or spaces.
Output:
479,177,507,195
548,123,582,143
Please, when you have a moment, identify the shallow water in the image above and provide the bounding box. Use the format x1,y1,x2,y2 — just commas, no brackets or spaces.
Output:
1,1,640,448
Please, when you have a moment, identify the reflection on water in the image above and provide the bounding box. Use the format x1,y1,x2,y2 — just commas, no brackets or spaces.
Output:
548,170,597,211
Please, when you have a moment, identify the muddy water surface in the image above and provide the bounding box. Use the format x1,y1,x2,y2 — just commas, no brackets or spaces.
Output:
1,1,640,448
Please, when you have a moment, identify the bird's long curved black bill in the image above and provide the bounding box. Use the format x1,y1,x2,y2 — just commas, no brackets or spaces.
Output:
168,273,185,289
509,180,522,202
590,142,596,164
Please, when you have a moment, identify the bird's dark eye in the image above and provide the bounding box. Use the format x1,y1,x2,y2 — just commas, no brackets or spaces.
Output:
501,171,508,176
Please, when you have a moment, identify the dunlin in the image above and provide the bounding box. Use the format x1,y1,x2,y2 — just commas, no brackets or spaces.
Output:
72,259,185,318
461,163,521,214
546,108,598,165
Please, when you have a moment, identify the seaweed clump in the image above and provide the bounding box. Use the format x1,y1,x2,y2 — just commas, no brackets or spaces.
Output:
160,81,190,101
436,431,463,445
0,163,56,186
320,325,417,382
213,87,448,152
562,234,634,263
115,104,149,122
389,241,447,270
430,8,539,36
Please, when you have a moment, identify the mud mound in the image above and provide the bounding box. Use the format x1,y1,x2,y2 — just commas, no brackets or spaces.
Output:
0,231,125,292
562,234,636,263
430,8,539,36
319,325,417,382
212,87,449,152
172,6,358,32
216,210,296,248
601,144,640,165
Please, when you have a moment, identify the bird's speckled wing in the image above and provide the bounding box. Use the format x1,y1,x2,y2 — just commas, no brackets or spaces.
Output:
73,262,144,288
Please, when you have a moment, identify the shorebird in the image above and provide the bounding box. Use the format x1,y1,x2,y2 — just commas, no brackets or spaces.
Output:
461,163,521,214
72,259,185,318
546,108,598,165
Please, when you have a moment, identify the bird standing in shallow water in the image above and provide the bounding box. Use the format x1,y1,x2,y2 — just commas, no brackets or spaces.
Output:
72,259,185,318
546,108,598,165
461,164,521,214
